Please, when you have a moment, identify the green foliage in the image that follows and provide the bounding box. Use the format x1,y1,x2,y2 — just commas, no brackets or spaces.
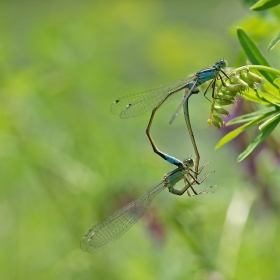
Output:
1,1,280,280
237,113,280,161
216,108,278,149
250,0,280,11
268,31,280,51
237,28,277,83
214,8,280,161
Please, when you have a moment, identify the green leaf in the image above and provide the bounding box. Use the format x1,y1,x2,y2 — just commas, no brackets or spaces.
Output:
274,78,280,89
257,91,280,105
250,68,279,96
237,115,280,162
237,27,277,84
226,107,276,125
242,88,271,105
259,112,280,130
215,112,274,149
268,31,280,51
237,28,271,66
251,0,280,11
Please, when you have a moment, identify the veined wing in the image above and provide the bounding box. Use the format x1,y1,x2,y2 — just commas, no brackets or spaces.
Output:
110,74,196,119
81,180,167,253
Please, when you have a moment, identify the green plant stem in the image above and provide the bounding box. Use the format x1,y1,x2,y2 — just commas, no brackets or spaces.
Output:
233,65,280,76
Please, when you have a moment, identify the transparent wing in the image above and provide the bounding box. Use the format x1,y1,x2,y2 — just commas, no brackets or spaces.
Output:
81,180,166,253
110,74,197,119
169,81,199,125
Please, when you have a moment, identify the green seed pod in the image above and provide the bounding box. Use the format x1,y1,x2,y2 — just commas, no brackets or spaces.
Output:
211,120,221,130
216,92,236,101
216,99,234,106
231,76,249,89
224,83,247,92
207,119,213,125
220,89,238,97
240,72,255,88
214,105,230,117
212,114,224,124
247,71,265,84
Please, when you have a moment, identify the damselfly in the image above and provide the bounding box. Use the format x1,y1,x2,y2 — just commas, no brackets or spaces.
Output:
81,158,213,253
111,60,228,175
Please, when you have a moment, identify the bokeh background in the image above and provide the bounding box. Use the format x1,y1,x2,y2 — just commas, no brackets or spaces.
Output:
1,0,280,279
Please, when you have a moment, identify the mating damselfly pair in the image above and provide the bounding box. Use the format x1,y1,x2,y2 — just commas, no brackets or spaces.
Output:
111,59,228,176
81,60,234,253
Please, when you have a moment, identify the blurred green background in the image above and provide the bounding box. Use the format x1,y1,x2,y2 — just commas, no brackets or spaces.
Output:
1,0,280,279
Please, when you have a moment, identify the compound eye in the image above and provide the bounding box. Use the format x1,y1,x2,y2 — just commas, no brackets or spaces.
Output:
185,158,194,167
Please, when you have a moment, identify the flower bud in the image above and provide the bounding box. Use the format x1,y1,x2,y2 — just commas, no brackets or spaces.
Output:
224,83,247,92
216,99,235,106
214,105,230,117
211,120,221,130
216,92,236,101
239,72,255,88
231,76,249,88
221,89,238,97
247,71,265,84
213,114,224,124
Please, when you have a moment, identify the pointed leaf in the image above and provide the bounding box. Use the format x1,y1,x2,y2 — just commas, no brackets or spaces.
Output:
237,115,280,161
259,112,280,130
215,113,273,149
226,107,276,125
274,78,280,89
251,0,280,11
250,68,279,96
268,31,280,51
237,27,277,84
242,88,271,105
257,91,280,104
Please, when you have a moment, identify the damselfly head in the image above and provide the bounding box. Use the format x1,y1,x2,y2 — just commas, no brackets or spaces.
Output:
183,158,194,167
215,59,227,69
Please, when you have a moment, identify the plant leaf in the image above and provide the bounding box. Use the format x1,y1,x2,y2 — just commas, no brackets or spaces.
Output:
251,0,280,11
268,31,280,51
237,115,280,162
215,112,273,149
274,78,280,89
259,112,280,130
226,107,276,125
257,91,280,105
242,88,271,105
250,68,279,95
237,27,277,84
